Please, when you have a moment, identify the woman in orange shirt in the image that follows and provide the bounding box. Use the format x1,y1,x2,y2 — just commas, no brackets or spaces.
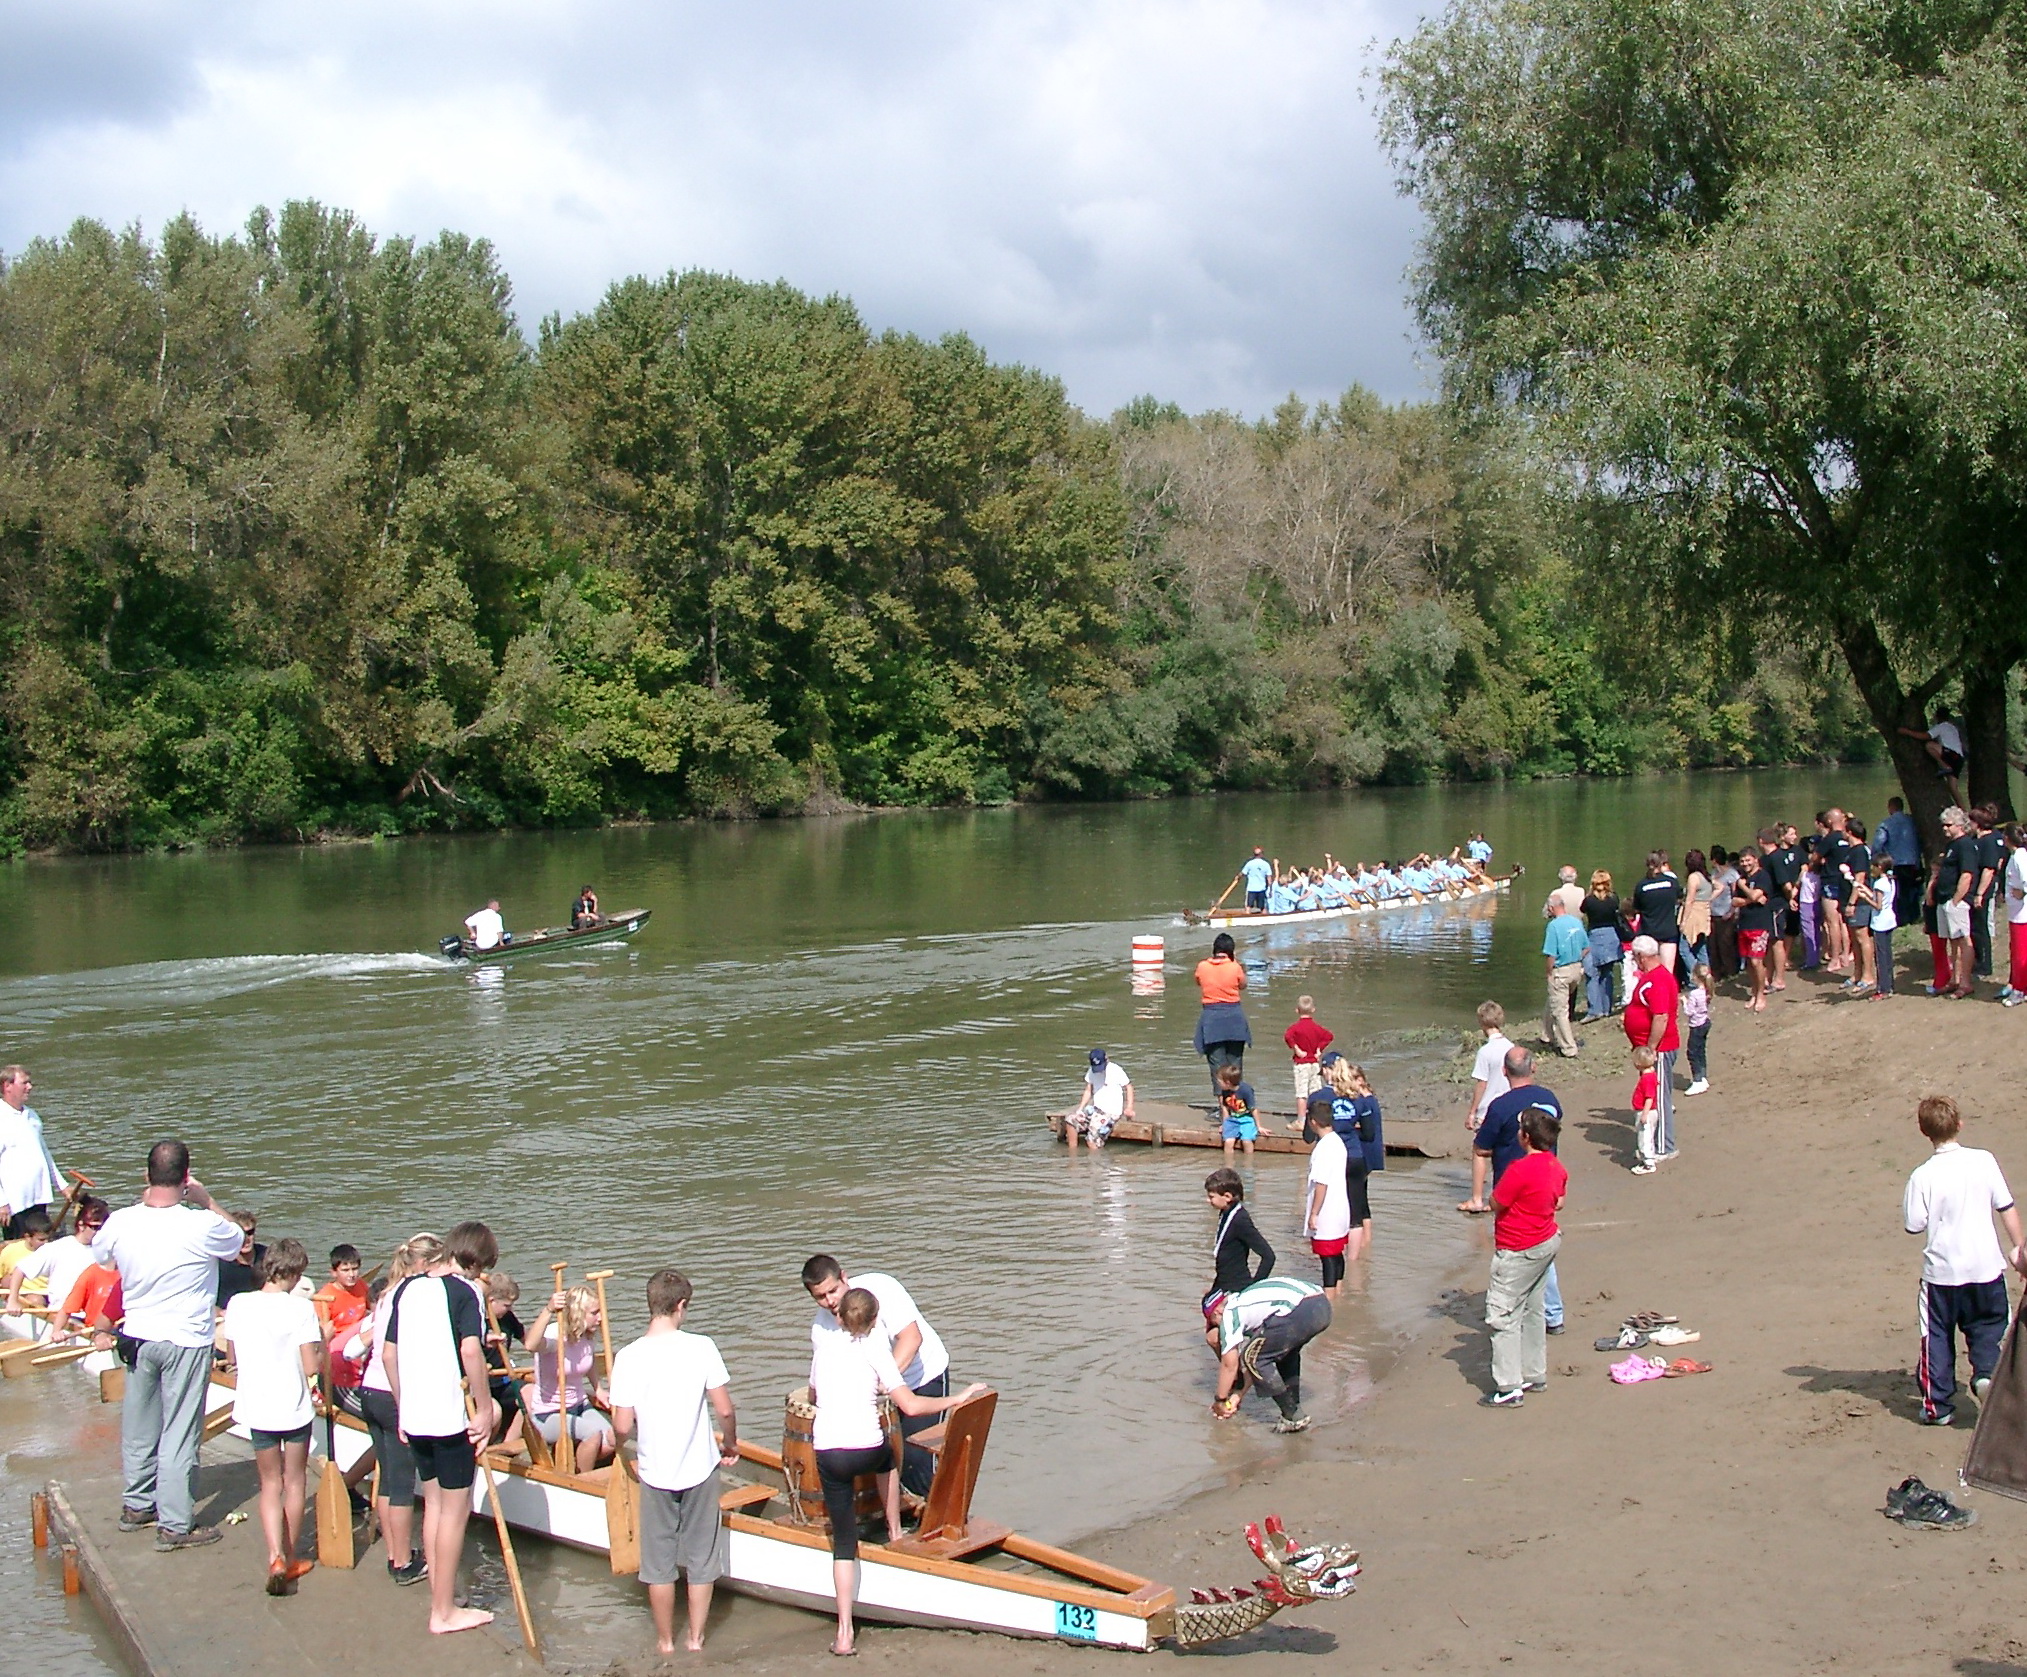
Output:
1193,932,1253,1099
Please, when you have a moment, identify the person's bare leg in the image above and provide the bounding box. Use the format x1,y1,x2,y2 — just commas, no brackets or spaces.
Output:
832,1559,858,1655
880,1468,902,1544
423,1478,492,1635
649,1581,678,1655
1459,1151,1489,1212
282,1438,310,1569
684,1582,713,1652
380,1496,414,1568
1772,932,1788,989
256,1446,286,1570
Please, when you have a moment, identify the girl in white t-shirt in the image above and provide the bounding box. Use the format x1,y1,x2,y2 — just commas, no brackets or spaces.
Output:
1302,1105,1353,1296
810,1288,985,1656
2002,826,2027,1006
220,1237,323,1595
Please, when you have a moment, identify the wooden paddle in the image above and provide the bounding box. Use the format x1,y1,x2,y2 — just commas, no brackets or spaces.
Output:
470,1395,543,1665
1208,873,1244,916
584,1268,639,1575
316,1396,356,1568
50,1171,95,1237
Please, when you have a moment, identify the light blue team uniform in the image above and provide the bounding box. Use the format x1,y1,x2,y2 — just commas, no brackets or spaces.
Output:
1266,880,1299,914
1316,875,1348,908
1242,856,1274,893
1468,838,1493,865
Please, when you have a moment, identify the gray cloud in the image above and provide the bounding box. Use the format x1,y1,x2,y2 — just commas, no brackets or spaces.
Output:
0,0,1435,416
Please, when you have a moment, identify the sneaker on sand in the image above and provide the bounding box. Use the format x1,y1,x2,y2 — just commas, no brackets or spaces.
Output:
117,1506,156,1532
1650,1326,1701,1346
2004,993,2025,1008
1683,1079,1710,1096
1918,1410,1955,1427
1546,1322,1565,1335
1630,1162,1657,1175
1894,1489,1977,1530
1885,1476,1932,1518
388,1556,428,1586
1272,1414,1312,1434
1522,1380,1549,1392
1974,1376,1994,1400
154,1526,222,1551
1479,1389,1524,1408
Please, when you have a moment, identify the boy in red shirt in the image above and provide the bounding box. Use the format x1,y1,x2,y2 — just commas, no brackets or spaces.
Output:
1283,996,1335,1125
1629,1045,1660,1175
1484,1109,1568,1408
1623,935,1682,1162
313,1243,377,1502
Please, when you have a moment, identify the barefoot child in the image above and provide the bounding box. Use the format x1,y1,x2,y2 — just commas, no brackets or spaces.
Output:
1629,1045,1660,1175
1283,997,1335,1124
221,1237,322,1595
1301,1094,1353,1295
1216,1062,1258,1162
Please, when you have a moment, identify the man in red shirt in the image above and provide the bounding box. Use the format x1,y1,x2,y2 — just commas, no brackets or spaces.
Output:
1484,1109,1568,1407
1623,935,1682,1163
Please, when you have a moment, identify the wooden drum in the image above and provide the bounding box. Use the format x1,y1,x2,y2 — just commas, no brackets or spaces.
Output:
781,1386,902,1530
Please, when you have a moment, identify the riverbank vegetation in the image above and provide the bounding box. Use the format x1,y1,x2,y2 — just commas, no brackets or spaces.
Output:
0,195,1900,851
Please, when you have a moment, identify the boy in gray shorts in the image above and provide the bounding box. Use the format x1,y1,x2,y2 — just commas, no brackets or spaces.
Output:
610,1270,741,1653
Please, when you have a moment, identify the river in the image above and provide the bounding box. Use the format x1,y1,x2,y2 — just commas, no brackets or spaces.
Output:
0,766,1898,1670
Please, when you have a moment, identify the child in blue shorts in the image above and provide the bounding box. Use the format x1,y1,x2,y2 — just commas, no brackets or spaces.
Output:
1217,1062,1258,1161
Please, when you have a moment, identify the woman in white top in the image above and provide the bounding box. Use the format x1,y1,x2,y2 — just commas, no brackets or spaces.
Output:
356,1233,438,1585
2002,824,2027,1006
810,1288,984,1656
219,1237,323,1595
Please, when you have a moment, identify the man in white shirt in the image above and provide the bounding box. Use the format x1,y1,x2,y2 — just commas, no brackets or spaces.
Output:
4,1192,109,1330
464,900,506,951
1904,1095,2026,1427
0,1065,60,1238
1543,866,1585,921
1066,1049,1134,1148
95,1141,247,1549
801,1254,949,1494
610,1269,739,1654
1457,1002,1514,1212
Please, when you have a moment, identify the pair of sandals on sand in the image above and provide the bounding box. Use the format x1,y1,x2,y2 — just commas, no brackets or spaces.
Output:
1595,1313,1705,1359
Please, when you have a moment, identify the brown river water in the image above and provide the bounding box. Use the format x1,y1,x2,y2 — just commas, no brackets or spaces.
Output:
0,768,1896,1670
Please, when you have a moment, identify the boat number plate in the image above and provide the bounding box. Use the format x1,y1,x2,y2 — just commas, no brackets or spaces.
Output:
1054,1603,1098,1641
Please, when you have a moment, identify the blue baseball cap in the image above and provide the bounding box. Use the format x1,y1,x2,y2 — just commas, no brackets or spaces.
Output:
1089,1048,1108,1069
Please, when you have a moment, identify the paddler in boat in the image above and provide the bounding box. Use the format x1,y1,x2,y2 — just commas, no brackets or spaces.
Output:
810,1286,986,1657
464,898,508,953
802,1255,951,1498
570,884,601,929
1193,932,1252,1100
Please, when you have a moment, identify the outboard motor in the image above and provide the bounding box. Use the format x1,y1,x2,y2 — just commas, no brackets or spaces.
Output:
439,935,466,960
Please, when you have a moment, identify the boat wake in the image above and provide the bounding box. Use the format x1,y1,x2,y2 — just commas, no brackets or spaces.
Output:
0,952,448,1028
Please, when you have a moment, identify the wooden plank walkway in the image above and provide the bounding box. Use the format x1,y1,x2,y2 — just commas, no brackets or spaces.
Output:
1045,1100,1454,1159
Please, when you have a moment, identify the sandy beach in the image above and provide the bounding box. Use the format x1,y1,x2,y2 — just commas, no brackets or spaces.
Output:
760,969,2027,1677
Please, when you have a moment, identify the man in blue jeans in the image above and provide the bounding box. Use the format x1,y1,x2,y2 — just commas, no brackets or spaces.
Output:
1474,1049,1567,1335
95,1141,247,1549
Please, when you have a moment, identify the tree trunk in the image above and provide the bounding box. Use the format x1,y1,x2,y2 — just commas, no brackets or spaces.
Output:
1963,653,2017,821
1833,618,1953,853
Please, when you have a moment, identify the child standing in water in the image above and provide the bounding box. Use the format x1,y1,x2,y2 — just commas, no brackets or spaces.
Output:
1284,995,1335,1118
1302,1094,1353,1295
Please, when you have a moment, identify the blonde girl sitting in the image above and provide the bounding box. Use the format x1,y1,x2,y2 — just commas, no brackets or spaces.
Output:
524,1284,616,1473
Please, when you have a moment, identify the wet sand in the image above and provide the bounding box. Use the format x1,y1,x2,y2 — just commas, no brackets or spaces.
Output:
725,967,2027,1675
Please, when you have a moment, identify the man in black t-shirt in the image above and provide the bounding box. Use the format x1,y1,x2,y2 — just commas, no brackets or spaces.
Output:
1816,810,1854,973
1928,807,1983,997
1631,850,1684,972
1971,805,2005,980
1735,849,1777,1009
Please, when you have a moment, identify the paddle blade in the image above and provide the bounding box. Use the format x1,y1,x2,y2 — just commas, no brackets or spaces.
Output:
318,1452,356,1568
606,1452,642,1576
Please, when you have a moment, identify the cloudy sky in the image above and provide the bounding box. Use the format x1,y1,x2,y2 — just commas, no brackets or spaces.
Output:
0,1,1433,418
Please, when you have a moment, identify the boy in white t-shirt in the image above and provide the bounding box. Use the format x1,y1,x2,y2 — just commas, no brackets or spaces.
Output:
609,1270,740,1654
1457,1002,1513,1212
1904,1096,2026,1426
1301,1103,1353,1297
220,1237,323,1595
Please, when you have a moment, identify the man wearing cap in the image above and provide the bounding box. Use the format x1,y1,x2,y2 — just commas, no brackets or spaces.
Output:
1065,1050,1134,1149
1206,1275,1331,1433
1623,937,1682,1161
1239,848,1274,912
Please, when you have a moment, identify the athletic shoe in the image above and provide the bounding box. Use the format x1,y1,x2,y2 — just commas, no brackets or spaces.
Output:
1683,1080,1709,1096
1895,1488,1977,1530
1885,1476,1932,1518
388,1556,428,1586
154,1525,222,1551
1546,1322,1565,1335
1272,1414,1312,1434
1479,1389,1524,1408
2005,993,2025,1009
117,1505,156,1532
1974,1377,1993,1400
1522,1380,1548,1392
1657,1150,1681,1161
1925,983,1943,997
1630,1162,1657,1175
1918,1410,1954,1427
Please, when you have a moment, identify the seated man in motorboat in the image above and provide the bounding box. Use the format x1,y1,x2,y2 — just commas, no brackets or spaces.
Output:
464,899,508,951
570,884,601,929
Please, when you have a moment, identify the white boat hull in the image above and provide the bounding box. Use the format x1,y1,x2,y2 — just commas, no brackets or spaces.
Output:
1202,874,1511,928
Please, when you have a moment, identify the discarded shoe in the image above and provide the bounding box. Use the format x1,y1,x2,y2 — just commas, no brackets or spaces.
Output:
1622,1312,1678,1332
1596,1328,1650,1352
1660,1358,1713,1376
1649,1326,1701,1347
1889,1486,1977,1530
1609,1354,1669,1385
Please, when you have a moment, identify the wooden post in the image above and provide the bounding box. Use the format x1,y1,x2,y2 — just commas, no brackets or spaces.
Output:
30,1490,48,1548
60,1543,80,1595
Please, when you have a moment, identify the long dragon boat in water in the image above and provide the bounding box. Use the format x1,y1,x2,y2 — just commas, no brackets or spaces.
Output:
1188,869,1519,930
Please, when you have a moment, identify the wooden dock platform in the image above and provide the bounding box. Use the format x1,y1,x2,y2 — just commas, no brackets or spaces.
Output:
1045,1101,1454,1159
